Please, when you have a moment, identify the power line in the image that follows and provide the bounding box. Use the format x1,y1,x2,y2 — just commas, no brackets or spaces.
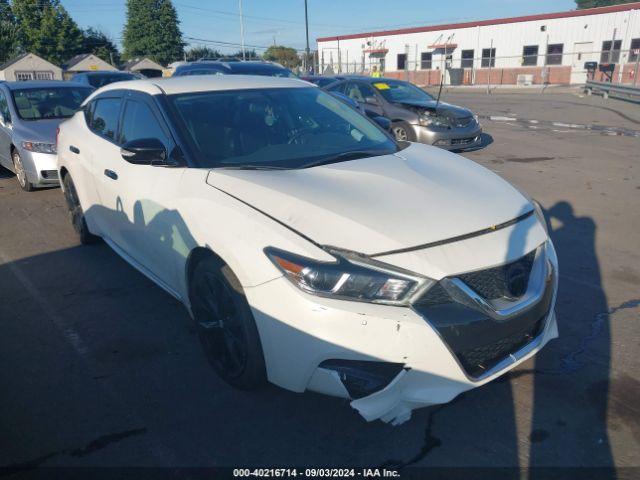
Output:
183,35,304,52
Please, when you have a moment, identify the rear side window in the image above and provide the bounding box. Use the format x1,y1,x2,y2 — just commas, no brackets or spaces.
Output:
120,100,171,147
90,98,122,142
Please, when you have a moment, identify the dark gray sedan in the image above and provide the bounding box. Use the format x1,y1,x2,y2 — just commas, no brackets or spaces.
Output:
0,81,93,191
327,77,482,150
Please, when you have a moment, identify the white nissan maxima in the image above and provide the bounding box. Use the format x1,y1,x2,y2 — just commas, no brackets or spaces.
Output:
57,76,558,425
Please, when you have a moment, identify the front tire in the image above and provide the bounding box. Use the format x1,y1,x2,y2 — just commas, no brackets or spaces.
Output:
62,173,99,244
13,151,35,192
189,256,267,390
391,121,416,142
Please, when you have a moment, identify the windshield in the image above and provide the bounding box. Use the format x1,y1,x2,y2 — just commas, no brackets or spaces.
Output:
372,80,434,103
169,87,397,169
87,73,137,88
12,87,93,120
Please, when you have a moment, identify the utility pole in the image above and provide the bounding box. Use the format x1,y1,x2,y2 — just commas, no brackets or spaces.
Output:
238,0,246,60
304,0,311,73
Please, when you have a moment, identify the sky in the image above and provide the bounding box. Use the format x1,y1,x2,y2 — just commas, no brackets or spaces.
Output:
59,0,577,54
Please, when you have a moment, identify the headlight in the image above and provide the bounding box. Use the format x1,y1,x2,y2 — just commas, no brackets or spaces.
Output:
531,199,548,234
22,141,56,154
265,247,432,305
418,112,449,128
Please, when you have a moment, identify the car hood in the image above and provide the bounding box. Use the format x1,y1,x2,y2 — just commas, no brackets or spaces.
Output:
13,118,63,144
205,143,533,256
395,99,472,119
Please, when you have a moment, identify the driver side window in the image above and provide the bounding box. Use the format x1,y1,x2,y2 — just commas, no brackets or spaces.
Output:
119,100,171,148
346,82,377,103
345,82,364,102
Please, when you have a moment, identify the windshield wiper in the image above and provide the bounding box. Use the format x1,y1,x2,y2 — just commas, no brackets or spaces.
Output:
302,150,388,169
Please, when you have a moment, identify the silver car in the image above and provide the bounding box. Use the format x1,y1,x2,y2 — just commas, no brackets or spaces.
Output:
327,77,483,150
0,81,93,191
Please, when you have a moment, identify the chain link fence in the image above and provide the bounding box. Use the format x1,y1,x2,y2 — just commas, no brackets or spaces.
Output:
319,48,640,88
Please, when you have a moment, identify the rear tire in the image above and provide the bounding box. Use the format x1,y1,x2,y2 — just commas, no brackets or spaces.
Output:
62,174,99,245
13,151,35,192
189,255,267,390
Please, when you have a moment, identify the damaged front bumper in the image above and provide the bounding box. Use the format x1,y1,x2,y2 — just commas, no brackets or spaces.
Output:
244,224,558,425
350,309,558,425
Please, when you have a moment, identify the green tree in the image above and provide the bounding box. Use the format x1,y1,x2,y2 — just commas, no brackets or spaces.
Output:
228,49,259,60
123,0,184,65
263,45,300,69
11,0,84,64
186,46,222,61
0,0,20,63
575,0,635,8
83,28,120,66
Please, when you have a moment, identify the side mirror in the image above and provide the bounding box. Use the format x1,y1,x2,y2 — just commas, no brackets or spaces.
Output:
0,112,7,127
120,138,167,165
372,116,391,131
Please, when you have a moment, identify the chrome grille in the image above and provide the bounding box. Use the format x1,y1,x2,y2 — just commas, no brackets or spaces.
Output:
412,247,552,379
458,250,536,300
450,137,477,146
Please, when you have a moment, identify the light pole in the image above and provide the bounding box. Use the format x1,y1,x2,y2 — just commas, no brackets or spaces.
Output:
238,0,246,60
304,0,311,73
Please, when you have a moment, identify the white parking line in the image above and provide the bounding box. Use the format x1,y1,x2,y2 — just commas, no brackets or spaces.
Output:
0,249,90,357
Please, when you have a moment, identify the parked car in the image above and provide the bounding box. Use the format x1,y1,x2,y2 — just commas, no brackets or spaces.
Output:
0,81,93,191
57,75,557,425
173,60,296,78
71,71,143,89
327,77,483,150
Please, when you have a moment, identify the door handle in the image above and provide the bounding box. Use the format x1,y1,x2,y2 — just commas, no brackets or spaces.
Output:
69,145,80,154
104,169,118,180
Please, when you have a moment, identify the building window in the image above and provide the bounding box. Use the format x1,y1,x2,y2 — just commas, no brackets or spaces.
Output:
600,40,621,63
522,45,538,66
34,71,54,80
630,38,640,63
546,44,563,65
397,53,407,70
420,52,432,69
481,48,496,68
15,71,34,81
461,49,474,68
